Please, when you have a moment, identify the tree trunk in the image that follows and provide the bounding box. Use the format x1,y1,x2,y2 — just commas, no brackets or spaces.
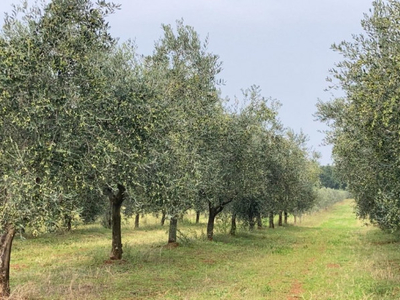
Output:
168,216,178,244
249,217,255,230
65,214,72,231
207,207,218,241
269,211,275,229
134,213,140,229
195,211,200,224
161,210,166,226
230,213,237,236
107,184,125,260
0,226,16,298
278,211,283,226
294,215,297,225
206,199,232,240
257,214,263,229
284,211,288,224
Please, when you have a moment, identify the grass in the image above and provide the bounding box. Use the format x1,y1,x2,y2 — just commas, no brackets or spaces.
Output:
8,200,400,299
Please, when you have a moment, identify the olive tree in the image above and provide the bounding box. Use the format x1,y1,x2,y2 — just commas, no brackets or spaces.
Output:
0,0,121,295
200,86,281,239
144,20,223,244
316,0,400,230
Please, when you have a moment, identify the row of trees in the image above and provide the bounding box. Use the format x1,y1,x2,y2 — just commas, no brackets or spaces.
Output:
317,0,400,231
319,165,346,190
313,188,349,212
0,0,322,296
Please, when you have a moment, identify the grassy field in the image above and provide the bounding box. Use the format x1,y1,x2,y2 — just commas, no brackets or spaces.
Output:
8,199,400,299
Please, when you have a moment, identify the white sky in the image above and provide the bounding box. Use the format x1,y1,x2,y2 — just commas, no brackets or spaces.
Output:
0,0,374,165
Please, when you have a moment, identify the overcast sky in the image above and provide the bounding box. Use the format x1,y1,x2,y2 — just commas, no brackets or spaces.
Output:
0,1,374,165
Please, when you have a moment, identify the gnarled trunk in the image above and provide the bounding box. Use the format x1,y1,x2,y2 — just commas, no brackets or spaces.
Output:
230,213,237,236
168,216,178,244
269,211,275,229
105,184,125,260
207,199,233,241
278,211,283,226
0,226,16,298
284,211,288,224
134,213,140,229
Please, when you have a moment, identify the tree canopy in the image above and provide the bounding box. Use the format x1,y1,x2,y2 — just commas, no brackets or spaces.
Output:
319,165,346,190
316,0,400,230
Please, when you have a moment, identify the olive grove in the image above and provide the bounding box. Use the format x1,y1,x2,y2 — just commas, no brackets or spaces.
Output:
1,0,325,296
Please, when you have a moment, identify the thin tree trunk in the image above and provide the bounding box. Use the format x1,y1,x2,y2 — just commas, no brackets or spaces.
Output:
161,210,166,226
195,211,200,224
284,211,288,224
269,211,275,229
278,211,283,226
207,207,218,241
294,215,297,225
0,226,16,298
106,184,125,260
134,213,140,229
168,216,178,244
65,214,72,231
257,214,263,229
230,213,237,236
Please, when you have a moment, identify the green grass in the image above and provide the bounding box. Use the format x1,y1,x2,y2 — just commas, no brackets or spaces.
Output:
8,200,400,299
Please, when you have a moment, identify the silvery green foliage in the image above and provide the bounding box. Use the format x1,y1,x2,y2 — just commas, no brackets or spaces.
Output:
0,0,134,233
316,0,400,230
143,20,223,219
215,86,319,224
